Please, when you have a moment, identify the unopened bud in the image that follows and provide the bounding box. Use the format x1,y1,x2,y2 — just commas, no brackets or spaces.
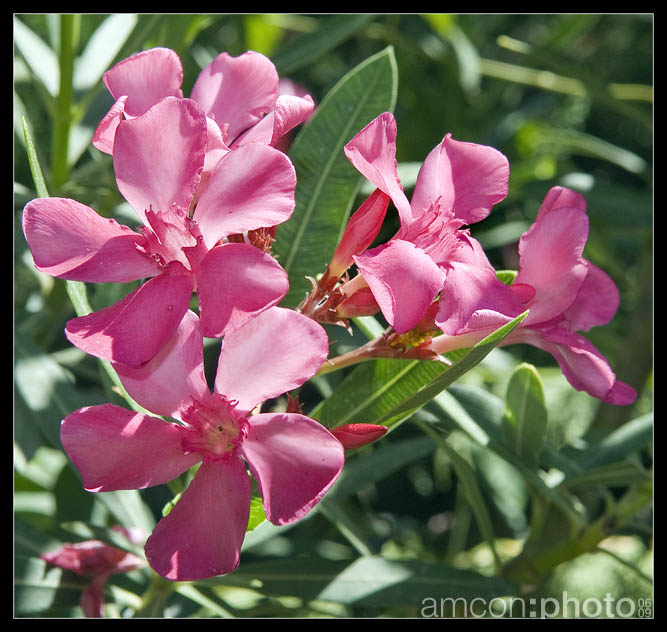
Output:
329,188,390,278
335,286,380,319
331,423,388,450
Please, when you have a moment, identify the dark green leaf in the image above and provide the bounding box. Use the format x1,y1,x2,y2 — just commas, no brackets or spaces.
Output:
274,46,398,307
502,362,549,467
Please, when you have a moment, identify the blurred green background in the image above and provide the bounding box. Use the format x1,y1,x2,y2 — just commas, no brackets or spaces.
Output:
14,14,652,618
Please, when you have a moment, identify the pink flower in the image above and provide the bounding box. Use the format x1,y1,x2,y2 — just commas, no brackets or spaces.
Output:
430,187,637,405
93,47,314,156
41,527,145,618
343,112,510,333
22,97,296,367
60,307,345,580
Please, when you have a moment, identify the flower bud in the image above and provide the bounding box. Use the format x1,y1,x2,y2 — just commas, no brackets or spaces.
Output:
335,286,380,319
329,188,390,278
331,423,388,450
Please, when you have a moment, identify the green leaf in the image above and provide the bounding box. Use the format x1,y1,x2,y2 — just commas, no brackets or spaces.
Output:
502,362,549,467
315,556,516,606
273,46,398,307
73,13,138,91
21,116,49,198
272,14,375,75
576,413,653,469
314,311,528,433
196,556,516,607
14,17,59,97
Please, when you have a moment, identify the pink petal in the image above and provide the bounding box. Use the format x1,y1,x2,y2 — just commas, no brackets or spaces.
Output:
410,134,510,225
114,310,209,420
214,307,329,413
61,404,200,492
354,239,446,334
22,197,160,283
145,458,251,580
92,95,127,155
196,243,288,338
515,206,589,326
65,271,194,367
344,112,414,227
191,51,279,143
240,413,344,525
563,261,621,332
508,326,636,405
235,93,315,147
103,47,184,118
113,97,206,226
193,142,296,248
535,185,587,221
435,236,525,336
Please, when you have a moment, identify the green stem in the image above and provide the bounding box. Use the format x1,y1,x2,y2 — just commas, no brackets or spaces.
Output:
51,14,78,190
133,571,177,618
503,481,652,585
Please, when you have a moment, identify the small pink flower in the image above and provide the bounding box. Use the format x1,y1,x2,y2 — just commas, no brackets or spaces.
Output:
94,47,314,156
41,528,145,618
343,112,510,333
23,97,296,367
430,187,636,405
60,307,345,580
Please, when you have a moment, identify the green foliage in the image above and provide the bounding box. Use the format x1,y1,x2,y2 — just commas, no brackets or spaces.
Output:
14,13,652,618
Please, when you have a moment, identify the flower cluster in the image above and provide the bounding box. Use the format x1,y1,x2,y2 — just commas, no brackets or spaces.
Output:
22,46,635,587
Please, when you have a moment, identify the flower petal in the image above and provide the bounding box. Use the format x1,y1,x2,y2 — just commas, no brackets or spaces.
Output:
344,112,414,227
196,243,288,338
410,134,509,224
92,95,127,155
435,236,525,336
191,50,279,143
193,142,296,247
354,239,446,334
563,260,621,332
113,97,206,226
507,327,636,405
145,458,251,580
535,185,587,221
65,271,194,367
22,197,160,283
102,47,184,118
215,307,329,413
114,310,209,420
240,413,344,525
515,206,589,326
61,404,200,492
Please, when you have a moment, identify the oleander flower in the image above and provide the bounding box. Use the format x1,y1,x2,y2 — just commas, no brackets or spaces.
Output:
429,186,637,405
41,527,146,618
343,112,510,333
93,47,314,156
22,97,296,367
60,307,345,580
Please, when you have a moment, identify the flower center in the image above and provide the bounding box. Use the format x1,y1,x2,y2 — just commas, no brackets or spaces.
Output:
399,202,467,264
179,394,248,461
136,205,208,272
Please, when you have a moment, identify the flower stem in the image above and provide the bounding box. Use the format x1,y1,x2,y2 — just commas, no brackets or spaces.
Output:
51,14,79,190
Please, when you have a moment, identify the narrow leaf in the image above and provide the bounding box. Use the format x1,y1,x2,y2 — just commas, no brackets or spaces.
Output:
274,46,397,307
272,14,375,75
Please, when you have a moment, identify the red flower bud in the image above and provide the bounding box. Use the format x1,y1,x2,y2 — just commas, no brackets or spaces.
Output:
329,188,390,278
331,423,388,450
335,286,380,319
